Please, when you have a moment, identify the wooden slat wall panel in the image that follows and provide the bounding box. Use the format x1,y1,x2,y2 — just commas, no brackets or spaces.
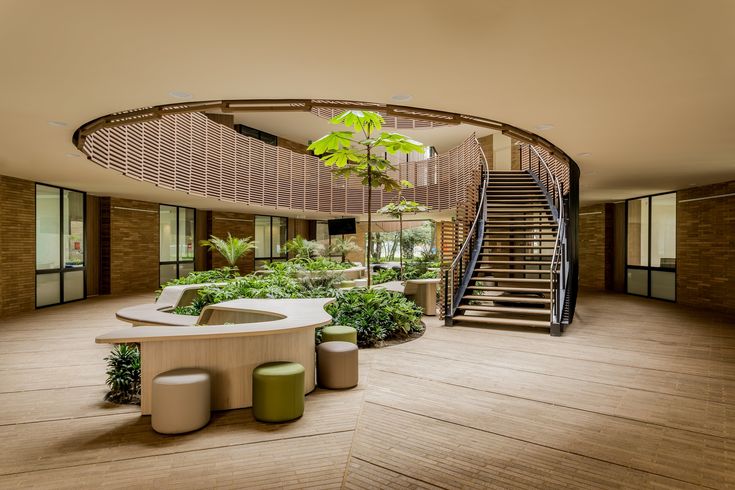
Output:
82,113,482,216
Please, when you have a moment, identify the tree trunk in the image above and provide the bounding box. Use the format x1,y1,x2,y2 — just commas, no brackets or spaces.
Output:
366,148,372,288
399,214,403,280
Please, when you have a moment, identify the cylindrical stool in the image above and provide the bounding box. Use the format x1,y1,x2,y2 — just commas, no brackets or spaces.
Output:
252,362,305,423
321,325,357,344
152,368,211,434
317,341,359,389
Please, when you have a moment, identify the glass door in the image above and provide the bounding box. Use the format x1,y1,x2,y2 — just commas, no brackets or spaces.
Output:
35,185,86,307
159,205,195,285
626,192,676,300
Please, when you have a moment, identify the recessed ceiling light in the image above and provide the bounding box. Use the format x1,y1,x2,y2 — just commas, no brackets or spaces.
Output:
534,123,554,131
168,91,193,99
390,94,412,102
47,120,67,127
64,153,80,158
688,183,697,187
577,152,592,157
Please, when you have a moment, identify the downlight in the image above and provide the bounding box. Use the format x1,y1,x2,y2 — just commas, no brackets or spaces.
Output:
168,91,193,99
390,94,412,102
534,123,554,131
47,120,68,127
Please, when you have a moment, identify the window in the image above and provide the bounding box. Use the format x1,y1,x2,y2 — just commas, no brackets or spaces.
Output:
35,184,85,307
159,205,195,284
626,192,676,300
234,124,278,146
254,215,288,269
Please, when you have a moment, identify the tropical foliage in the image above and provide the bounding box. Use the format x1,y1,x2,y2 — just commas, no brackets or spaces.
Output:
308,110,424,286
372,268,398,285
158,266,239,294
378,198,429,278
284,235,325,261
104,344,141,404
199,233,256,269
327,236,361,263
324,288,424,347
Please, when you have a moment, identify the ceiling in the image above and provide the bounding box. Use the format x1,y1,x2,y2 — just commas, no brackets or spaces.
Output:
0,0,733,212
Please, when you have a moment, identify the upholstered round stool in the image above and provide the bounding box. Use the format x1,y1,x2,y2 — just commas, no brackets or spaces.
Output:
321,325,357,344
151,368,211,434
317,341,358,389
252,362,305,423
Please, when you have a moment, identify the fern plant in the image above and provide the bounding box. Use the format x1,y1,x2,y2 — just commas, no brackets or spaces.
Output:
104,344,141,404
284,235,324,261
199,233,256,270
327,236,361,263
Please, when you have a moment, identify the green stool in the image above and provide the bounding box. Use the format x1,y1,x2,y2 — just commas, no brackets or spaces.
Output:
321,325,357,344
252,362,305,423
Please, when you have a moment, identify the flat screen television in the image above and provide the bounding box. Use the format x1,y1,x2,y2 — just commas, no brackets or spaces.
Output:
328,218,356,235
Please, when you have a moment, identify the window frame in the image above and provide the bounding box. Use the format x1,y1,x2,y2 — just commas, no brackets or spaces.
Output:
35,183,87,308
159,204,196,284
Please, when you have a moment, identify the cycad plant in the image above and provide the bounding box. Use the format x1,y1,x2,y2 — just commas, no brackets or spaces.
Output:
308,110,424,287
199,233,256,271
284,235,324,261
378,196,429,279
104,344,141,404
327,236,361,263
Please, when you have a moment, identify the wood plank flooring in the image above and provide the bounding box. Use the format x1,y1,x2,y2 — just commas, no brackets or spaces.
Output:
0,291,733,488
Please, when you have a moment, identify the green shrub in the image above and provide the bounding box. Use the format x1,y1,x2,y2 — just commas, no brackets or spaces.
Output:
302,257,351,271
373,268,398,284
157,266,239,296
325,288,423,347
104,344,140,404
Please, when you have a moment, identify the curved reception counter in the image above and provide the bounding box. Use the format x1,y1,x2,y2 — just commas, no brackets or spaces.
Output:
97,298,334,415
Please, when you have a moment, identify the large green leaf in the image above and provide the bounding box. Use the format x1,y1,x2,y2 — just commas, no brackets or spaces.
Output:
374,132,425,154
330,110,384,132
321,148,364,167
307,131,354,155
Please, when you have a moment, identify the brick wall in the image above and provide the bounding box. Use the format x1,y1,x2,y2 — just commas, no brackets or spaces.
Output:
0,176,35,316
108,198,159,294
210,212,255,274
676,180,735,314
579,203,614,290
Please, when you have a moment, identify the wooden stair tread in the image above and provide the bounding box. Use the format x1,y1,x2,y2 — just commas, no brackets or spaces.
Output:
462,295,551,304
474,268,551,274
466,285,551,293
471,276,549,283
451,315,550,328
458,305,551,315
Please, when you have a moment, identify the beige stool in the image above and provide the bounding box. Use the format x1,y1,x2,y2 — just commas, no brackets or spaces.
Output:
152,368,211,434
317,341,358,389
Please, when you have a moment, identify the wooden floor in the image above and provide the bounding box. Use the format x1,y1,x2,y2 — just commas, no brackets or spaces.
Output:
0,291,733,489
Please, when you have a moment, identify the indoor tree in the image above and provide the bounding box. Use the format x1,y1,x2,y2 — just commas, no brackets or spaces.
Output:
378,193,429,279
308,110,424,287
199,233,256,271
327,236,361,263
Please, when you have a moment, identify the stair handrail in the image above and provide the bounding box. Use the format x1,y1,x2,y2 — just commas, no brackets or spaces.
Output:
444,136,489,321
527,145,568,330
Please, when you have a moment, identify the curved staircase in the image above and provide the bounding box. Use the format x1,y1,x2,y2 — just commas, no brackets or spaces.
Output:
452,171,557,330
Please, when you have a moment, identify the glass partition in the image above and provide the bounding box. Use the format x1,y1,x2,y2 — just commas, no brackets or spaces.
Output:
159,205,195,284
626,192,676,300
35,185,85,307
254,215,289,268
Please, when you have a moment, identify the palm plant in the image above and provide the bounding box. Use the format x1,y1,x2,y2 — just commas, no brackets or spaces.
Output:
327,236,361,263
308,110,424,287
199,233,256,271
378,197,429,279
104,344,141,404
284,235,324,261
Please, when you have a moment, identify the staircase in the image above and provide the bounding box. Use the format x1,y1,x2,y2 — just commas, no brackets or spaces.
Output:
450,170,562,334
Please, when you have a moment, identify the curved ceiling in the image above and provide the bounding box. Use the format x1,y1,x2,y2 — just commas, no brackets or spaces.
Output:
0,0,733,209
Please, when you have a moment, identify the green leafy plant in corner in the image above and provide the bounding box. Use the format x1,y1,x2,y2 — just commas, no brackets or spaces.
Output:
308,110,424,287
199,233,256,270
327,236,361,264
325,287,423,347
104,344,141,404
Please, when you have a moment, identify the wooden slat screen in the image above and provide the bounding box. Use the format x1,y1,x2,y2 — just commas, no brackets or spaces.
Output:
83,112,482,215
